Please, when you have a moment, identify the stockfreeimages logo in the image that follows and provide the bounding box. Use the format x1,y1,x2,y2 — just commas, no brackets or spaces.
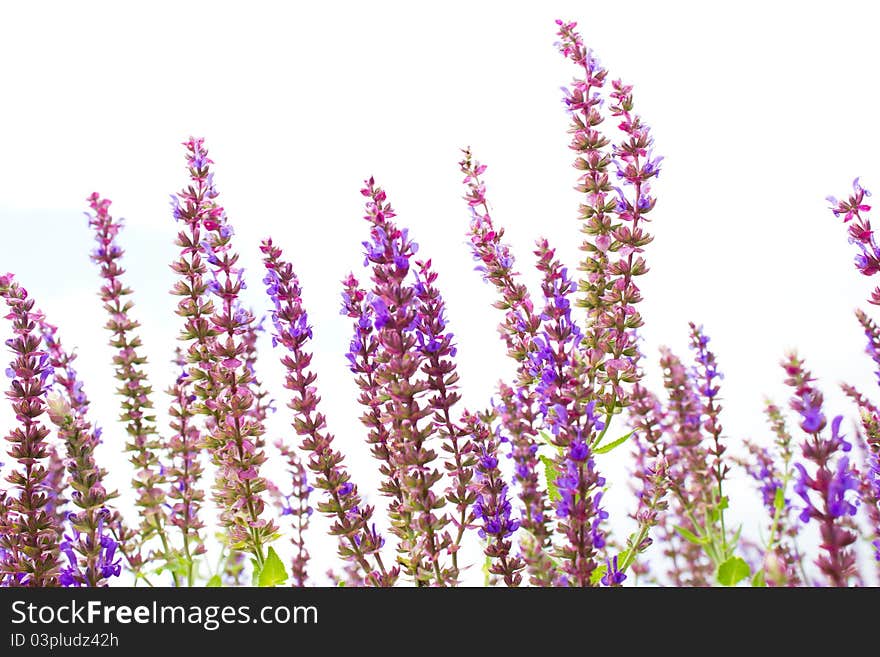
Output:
10,600,317,632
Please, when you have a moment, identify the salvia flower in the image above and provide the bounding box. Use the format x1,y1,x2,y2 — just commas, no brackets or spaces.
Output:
86,193,174,577
461,149,542,372
43,389,120,587
359,178,452,586
495,383,555,585
58,509,121,587
828,177,880,304
164,349,206,580
531,240,608,586
174,138,275,568
557,19,658,418
36,313,141,580
340,273,406,520
0,273,60,586
412,258,476,572
601,555,626,587
464,411,524,586
625,383,669,582
261,238,395,586
784,353,858,586
656,347,714,586
272,440,312,587
461,151,553,584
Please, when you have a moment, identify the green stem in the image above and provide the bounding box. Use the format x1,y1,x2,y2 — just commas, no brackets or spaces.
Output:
589,392,618,449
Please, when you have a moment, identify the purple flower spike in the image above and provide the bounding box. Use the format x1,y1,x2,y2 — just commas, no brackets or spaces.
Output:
173,138,276,569
784,353,858,586
601,555,626,587
261,238,395,587
465,412,525,587
86,193,176,577
828,177,880,305
0,275,61,586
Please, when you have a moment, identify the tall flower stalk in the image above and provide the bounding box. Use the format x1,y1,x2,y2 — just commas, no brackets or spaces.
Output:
165,349,206,584
739,402,803,586
271,440,312,587
784,353,859,586
86,193,175,581
461,150,555,585
45,391,121,587
556,19,659,426
174,138,275,569
359,178,452,586
464,410,524,586
261,238,395,586
340,274,405,525
38,313,143,583
0,274,60,586
412,257,476,572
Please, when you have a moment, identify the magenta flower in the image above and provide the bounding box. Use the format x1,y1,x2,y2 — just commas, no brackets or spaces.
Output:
828,177,880,304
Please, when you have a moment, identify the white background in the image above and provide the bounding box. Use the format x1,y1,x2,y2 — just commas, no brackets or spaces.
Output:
2,1,879,584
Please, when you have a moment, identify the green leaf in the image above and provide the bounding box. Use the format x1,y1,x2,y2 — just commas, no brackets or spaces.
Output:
594,430,634,455
751,569,766,588
251,558,261,587
590,564,607,586
674,525,708,545
206,575,222,588
540,455,561,503
258,547,289,588
774,487,785,511
707,496,729,525
730,524,743,550
717,556,750,587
